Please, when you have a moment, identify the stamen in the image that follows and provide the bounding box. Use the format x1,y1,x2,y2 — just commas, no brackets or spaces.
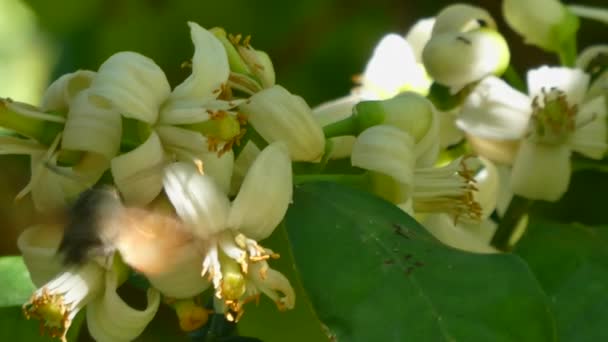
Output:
413,157,482,223
23,288,71,342
529,87,578,144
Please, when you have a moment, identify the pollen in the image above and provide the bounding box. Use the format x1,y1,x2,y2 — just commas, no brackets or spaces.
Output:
23,288,71,342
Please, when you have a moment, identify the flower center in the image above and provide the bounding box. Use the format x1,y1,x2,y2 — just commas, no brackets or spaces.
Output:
201,231,281,321
529,88,577,144
184,110,247,156
23,288,71,342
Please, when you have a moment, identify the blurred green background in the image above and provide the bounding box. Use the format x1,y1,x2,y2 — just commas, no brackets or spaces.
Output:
0,0,605,254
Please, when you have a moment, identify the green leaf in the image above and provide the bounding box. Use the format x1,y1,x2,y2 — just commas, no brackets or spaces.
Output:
0,306,84,342
514,219,608,342
285,182,556,342
237,224,329,342
0,256,36,307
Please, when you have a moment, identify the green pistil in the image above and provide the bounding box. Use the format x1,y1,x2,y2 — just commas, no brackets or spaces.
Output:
183,113,241,141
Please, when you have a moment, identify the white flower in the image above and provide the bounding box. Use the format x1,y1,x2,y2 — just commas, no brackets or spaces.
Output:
351,125,481,222
458,66,607,201
162,142,295,320
420,157,500,253
88,22,242,205
239,85,325,161
18,225,160,342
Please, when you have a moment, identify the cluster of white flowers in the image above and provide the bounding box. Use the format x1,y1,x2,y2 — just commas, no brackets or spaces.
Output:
1,0,606,340
4,22,325,341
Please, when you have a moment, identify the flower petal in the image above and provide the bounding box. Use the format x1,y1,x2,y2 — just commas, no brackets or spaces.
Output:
156,125,209,157
474,157,499,219
432,4,496,34
229,141,260,195
147,244,210,298
360,34,430,98
228,142,292,240
405,18,435,62
89,52,170,123
163,162,230,239
351,125,415,186
62,90,122,160
240,85,325,161
527,66,590,105
86,270,160,342
457,76,531,139
17,224,65,287
0,136,46,155
200,150,234,194
570,96,607,159
422,213,498,253
511,140,571,201
168,22,229,103
41,70,96,112
111,132,165,205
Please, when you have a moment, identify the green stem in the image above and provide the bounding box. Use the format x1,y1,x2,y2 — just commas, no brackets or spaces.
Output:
558,37,577,67
293,172,371,191
323,116,357,138
503,65,526,92
0,101,64,145
491,195,532,251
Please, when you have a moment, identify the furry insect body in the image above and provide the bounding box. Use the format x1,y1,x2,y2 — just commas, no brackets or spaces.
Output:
56,187,195,275
57,187,123,266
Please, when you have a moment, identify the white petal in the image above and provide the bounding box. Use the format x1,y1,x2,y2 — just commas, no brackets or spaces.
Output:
168,22,229,102
163,162,230,239
17,224,65,287
570,96,607,159
229,141,260,196
0,136,46,155
527,66,590,105
414,108,440,167
62,90,122,160
41,70,96,112
200,150,234,194
158,100,213,125
405,18,435,62
89,52,170,123
228,142,292,240
156,125,209,157
87,271,160,342
511,140,572,201
111,132,165,205
422,213,498,253
474,157,499,219
457,76,531,139
503,0,567,51
147,244,210,298
249,262,295,310
495,164,514,217
240,85,325,161
438,109,464,148
361,34,428,99
351,125,415,186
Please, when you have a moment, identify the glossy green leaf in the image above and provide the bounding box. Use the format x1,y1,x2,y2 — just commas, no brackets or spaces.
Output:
238,224,328,342
285,182,556,342
0,306,84,342
0,256,36,307
514,219,608,342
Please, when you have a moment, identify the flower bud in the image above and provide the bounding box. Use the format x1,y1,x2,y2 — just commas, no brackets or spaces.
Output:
423,28,510,92
239,85,325,161
503,0,579,52
432,4,496,34
353,92,439,165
